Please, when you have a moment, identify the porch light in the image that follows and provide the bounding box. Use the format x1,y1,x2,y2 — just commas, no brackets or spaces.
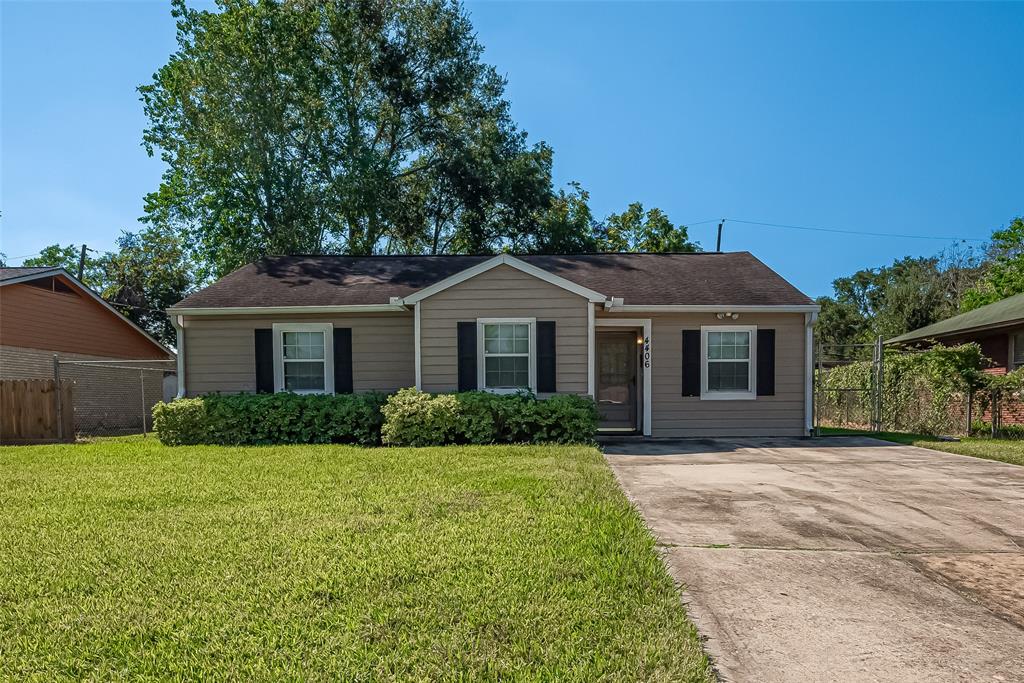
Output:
716,312,741,320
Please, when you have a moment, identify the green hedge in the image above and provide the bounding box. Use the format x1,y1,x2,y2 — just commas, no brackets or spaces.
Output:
153,389,599,447
152,392,387,446
381,388,599,446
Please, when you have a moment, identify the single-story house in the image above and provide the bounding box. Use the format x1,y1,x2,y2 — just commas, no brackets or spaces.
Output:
887,293,1024,373
887,293,1024,425
0,267,175,435
168,252,819,437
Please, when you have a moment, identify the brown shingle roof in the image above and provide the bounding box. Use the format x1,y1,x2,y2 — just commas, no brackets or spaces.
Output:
0,266,61,282
172,252,813,309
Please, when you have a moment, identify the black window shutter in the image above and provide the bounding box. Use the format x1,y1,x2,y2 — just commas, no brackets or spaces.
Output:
457,322,477,391
254,329,274,393
757,329,776,396
681,330,700,397
333,328,353,394
537,321,557,393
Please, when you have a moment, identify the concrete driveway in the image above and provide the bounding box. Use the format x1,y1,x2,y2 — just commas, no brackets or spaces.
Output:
604,436,1024,683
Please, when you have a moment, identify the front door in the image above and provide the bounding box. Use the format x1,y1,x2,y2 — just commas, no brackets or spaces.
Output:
597,331,638,431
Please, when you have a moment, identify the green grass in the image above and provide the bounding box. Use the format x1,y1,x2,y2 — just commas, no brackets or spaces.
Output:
0,437,711,681
819,427,1024,466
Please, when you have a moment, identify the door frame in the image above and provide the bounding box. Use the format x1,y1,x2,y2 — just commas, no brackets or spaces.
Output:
592,318,652,436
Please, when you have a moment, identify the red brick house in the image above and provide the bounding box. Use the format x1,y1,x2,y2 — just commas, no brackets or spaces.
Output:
0,267,174,435
888,292,1024,423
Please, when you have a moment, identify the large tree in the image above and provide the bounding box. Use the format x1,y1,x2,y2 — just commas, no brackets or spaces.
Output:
961,217,1024,311
141,0,552,276
19,229,193,346
815,246,985,356
595,202,699,253
22,245,105,287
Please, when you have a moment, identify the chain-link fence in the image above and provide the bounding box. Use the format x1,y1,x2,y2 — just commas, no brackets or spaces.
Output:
55,359,176,437
814,337,994,437
813,338,884,432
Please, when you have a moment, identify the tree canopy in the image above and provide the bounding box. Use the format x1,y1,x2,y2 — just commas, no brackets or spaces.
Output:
141,0,556,277
960,217,1024,311
139,0,697,278
814,219,1024,356
20,227,193,346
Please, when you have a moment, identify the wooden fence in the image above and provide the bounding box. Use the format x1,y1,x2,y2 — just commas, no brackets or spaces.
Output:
0,379,74,444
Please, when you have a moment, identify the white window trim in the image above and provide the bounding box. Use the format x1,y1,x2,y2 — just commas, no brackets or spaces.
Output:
701,325,757,400
272,322,335,394
1011,331,1024,370
477,318,536,394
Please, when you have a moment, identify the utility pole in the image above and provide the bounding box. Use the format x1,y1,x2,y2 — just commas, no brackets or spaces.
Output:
77,244,88,280
715,219,725,252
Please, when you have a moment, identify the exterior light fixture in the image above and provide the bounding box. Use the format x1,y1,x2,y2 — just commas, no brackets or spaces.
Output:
716,312,740,320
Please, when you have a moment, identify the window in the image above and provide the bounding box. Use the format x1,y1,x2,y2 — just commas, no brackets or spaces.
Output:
701,326,756,400
272,323,334,394
1013,331,1024,369
478,319,534,393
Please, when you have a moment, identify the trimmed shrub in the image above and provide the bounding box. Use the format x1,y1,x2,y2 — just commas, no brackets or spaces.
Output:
151,397,209,446
380,388,461,447
381,388,598,446
153,392,387,446
155,388,598,447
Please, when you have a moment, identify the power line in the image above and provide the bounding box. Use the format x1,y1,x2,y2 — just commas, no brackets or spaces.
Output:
5,251,43,261
723,218,987,242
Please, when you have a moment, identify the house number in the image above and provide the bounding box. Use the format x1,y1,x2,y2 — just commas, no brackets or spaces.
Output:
643,337,651,368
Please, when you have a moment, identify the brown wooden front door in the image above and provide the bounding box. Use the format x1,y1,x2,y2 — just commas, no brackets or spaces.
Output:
596,331,638,431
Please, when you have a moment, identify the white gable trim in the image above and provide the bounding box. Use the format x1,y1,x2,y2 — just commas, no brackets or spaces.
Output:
399,254,607,305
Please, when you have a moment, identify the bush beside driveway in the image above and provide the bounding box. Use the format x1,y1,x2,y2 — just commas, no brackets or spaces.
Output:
0,437,710,681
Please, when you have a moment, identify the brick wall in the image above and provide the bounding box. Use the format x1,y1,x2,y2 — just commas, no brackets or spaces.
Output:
0,345,171,435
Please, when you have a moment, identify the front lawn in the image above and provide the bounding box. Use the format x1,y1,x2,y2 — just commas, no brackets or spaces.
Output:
0,437,710,681
820,427,1024,466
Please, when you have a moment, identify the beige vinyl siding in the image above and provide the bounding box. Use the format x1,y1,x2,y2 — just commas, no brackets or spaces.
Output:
182,313,414,396
419,264,590,394
598,310,808,437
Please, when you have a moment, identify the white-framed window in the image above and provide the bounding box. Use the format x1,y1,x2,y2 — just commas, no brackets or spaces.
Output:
1012,331,1024,369
272,323,335,394
701,325,756,400
477,318,536,393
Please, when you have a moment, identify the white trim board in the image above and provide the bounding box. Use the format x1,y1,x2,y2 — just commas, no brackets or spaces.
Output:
476,317,537,394
804,311,818,434
608,304,820,313
414,302,422,390
398,254,606,305
594,318,652,437
700,325,757,401
271,322,335,394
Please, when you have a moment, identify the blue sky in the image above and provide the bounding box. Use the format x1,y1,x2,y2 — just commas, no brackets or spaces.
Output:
2,1,1022,298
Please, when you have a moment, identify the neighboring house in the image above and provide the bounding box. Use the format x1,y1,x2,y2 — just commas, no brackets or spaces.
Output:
170,252,818,437
0,267,174,434
887,293,1024,425
887,293,1024,373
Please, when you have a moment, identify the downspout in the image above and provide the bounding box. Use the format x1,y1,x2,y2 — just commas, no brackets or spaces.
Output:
414,302,422,390
171,314,186,399
804,311,818,435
